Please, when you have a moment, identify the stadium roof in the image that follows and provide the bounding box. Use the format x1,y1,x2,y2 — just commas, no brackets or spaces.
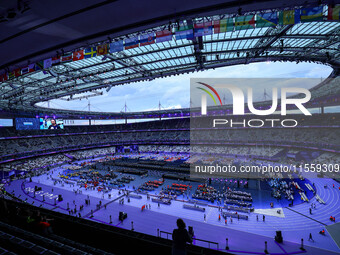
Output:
0,0,339,119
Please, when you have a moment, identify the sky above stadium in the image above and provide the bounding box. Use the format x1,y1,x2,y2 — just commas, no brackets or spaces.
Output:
40,61,332,113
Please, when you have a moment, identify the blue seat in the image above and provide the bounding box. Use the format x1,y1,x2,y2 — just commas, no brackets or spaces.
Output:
9,237,23,245
71,250,88,255
0,246,8,255
51,241,64,248
31,245,48,255
0,232,12,240
43,250,61,255
61,245,75,253
20,240,36,249
35,236,54,245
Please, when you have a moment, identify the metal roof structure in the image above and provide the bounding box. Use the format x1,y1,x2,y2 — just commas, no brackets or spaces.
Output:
0,0,339,119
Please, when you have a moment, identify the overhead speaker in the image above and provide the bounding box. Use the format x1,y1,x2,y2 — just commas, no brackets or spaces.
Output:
198,36,204,50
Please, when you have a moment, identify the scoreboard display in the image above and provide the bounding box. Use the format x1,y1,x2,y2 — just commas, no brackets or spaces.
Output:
15,118,64,130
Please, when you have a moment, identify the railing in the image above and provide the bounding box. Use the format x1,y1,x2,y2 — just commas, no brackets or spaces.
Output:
158,229,219,250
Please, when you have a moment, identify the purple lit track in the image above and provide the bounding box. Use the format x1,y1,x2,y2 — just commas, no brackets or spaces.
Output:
5,162,340,255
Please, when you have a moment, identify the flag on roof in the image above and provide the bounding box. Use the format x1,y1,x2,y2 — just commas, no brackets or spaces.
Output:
14,68,21,77
175,24,194,40
327,4,340,20
28,63,35,73
256,12,278,28
194,21,213,37
21,66,29,75
61,53,73,62
73,50,84,61
97,44,108,56
235,15,256,30
35,61,44,70
43,58,52,69
278,9,301,25
84,47,97,59
156,30,172,43
8,71,15,79
52,56,60,66
4,73,8,81
0,74,8,82
140,33,155,46
300,6,324,22
124,37,139,49
14,71,20,79
213,19,233,33
110,41,124,53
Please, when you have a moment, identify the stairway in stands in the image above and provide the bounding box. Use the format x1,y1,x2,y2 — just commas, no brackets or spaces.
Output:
271,148,288,159
296,151,322,162
0,220,114,255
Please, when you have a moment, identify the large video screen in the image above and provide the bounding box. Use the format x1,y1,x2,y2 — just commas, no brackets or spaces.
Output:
39,118,64,130
15,118,64,130
15,118,40,130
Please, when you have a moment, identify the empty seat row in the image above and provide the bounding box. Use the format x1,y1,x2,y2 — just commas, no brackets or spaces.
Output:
51,235,113,255
0,230,59,255
0,222,79,254
0,221,113,255
0,245,17,255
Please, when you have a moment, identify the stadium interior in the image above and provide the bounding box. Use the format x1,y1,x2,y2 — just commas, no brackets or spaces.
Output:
0,1,339,255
